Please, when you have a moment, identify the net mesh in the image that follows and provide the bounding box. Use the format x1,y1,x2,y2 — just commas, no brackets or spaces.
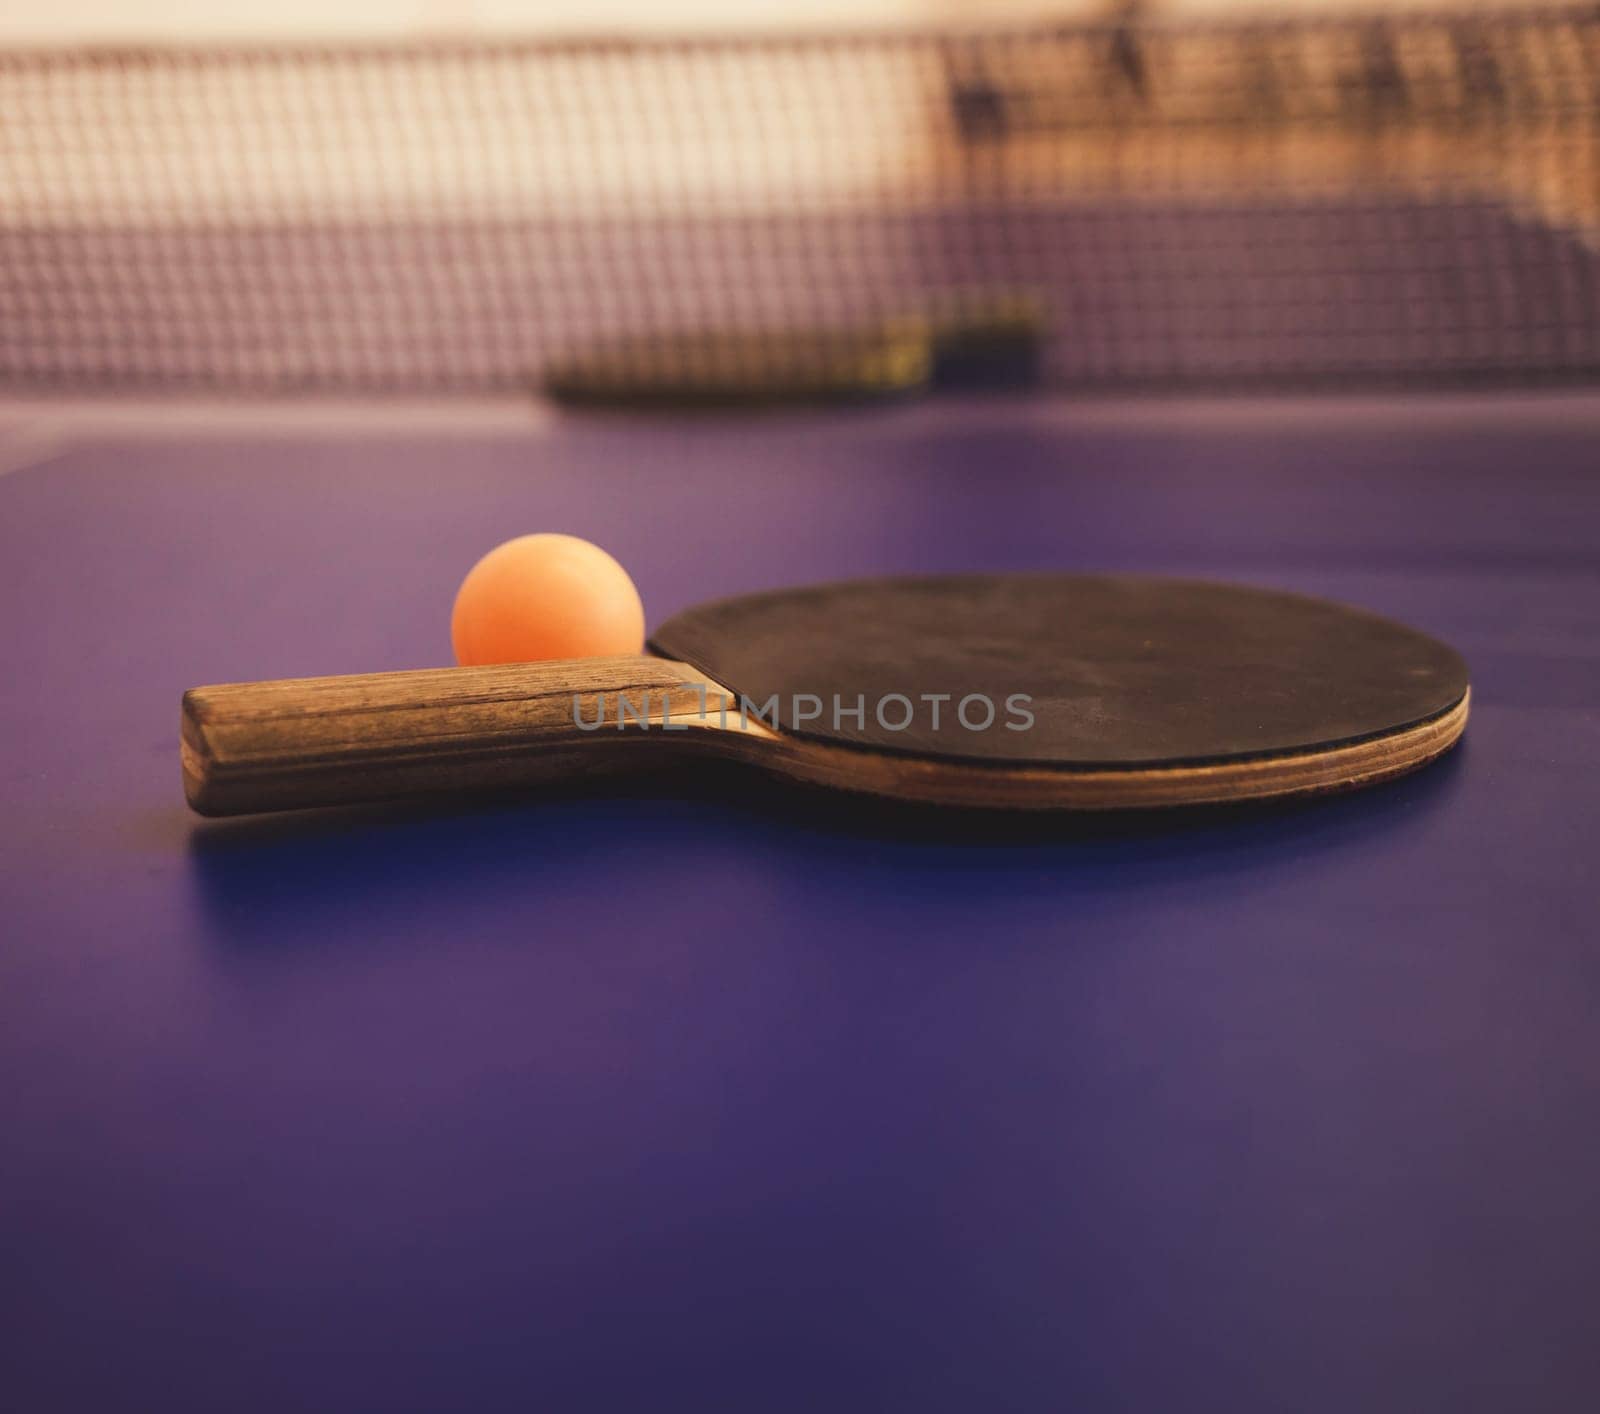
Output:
4,9,1600,393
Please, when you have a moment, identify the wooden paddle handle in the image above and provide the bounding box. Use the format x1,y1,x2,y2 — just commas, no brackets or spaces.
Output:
181,656,724,816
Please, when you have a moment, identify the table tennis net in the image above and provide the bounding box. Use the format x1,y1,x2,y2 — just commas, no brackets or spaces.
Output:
5,9,1600,394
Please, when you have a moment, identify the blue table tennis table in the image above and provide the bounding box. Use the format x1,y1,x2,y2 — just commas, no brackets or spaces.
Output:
2,390,1597,1412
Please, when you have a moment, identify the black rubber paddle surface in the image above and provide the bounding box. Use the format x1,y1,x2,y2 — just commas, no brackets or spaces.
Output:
649,574,1469,767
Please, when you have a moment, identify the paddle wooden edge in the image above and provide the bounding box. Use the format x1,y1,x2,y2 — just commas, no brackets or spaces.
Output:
689,687,1470,811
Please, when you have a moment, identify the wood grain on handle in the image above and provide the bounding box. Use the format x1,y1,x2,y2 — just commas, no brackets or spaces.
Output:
182,656,729,816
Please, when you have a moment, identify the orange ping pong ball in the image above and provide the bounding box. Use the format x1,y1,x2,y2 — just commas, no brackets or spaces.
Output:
451,533,645,666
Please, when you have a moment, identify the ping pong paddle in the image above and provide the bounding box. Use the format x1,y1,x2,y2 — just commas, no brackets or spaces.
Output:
181,574,1469,817
541,296,1047,408
543,322,932,409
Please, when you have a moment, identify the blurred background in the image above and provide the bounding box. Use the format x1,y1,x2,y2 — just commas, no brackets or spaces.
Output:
0,0,1574,44
3,0,1597,394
